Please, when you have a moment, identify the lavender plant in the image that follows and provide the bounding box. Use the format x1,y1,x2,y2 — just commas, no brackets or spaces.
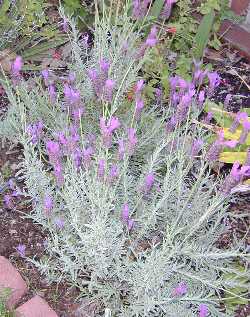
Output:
0,3,249,317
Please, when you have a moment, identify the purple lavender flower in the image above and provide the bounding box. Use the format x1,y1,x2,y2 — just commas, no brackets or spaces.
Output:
46,140,61,163
224,94,231,109
207,72,220,95
172,282,188,296
121,203,135,231
175,91,193,123
56,132,67,146
54,162,64,186
68,72,76,84
132,0,150,19
205,130,238,162
87,69,98,82
63,83,72,102
27,121,43,144
87,68,104,98
135,43,147,60
72,107,85,123
221,161,250,195
48,84,56,103
230,162,250,182
122,203,130,223
199,304,209,317
63,84,81,108
16,244,26,258
87,133,96,145
239,119,250,144
62,17,69,33
44,194,53,216
41,69,49,86
70,125,80,141
118,139,125,160
7,178,16,190
246,148,250,166
11,56,23,77
132,0,141,19
127,218,135,231
161,0,177,19
135,98,144,120
100,59,110,74
169,76,178,92
100,117,120,148
229,112,248,133
198,90,205,108
104,79,115,102
54,217,65,229
4,194,13,209
35,121,43,136
109,164,119,183
70,89,81,106
63,126,80,155
82,147,94,169
135,79,144,95
155,88,162,103
193,69,202,84
82,33,89,47
190,139,203,158
73,147,82,169
143,172,155,194
12,190,20,198
127,128,137,155
146,25,158,47
165,116,177,132
171,92,179,107
8,179,16,190
193,69,207,87
98,159,105,179
203,112,213,124
181,91,193,106
178,78,188,92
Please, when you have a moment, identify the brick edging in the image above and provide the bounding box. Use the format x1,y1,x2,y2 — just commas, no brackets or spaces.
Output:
219,20,250,60
0,257,58,316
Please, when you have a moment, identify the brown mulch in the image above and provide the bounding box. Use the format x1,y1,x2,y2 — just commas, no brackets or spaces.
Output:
0,206,80,316
0,142,82,316
218,198,250,249
206,52,250,111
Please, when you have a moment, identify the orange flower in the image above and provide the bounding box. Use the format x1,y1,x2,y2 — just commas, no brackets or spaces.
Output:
167,27,177,34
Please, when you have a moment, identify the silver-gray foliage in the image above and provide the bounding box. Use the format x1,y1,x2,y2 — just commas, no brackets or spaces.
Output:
0,5,249,317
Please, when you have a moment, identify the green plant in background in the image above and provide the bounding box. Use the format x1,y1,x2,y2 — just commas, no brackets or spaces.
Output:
0,0,68,71
142,44,170,99
204,101,250,165
142,7,215,96
141,0,242,99
192,9,215,61
0,288,14,317
0,303,13,317
197,0,244,50
62,0,95,30
222,263,249,314
0,164,12,181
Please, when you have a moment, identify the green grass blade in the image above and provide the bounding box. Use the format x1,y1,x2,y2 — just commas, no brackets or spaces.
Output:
150,0,165,18
193,10,215,61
